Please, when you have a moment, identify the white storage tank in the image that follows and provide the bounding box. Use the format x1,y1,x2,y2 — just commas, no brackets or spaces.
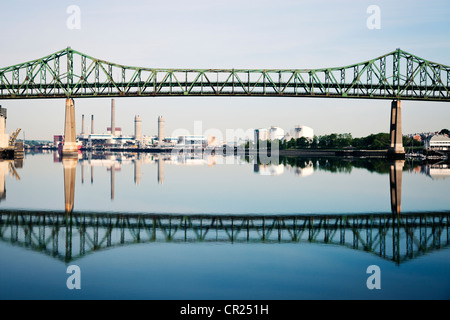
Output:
292,125,314,139
269,126,285,141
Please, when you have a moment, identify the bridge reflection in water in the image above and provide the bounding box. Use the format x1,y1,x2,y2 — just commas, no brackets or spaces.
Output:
0,209,448,265
51,157,448,265
1,154,448,266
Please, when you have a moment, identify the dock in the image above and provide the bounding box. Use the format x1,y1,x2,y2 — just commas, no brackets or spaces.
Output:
0,141,24,160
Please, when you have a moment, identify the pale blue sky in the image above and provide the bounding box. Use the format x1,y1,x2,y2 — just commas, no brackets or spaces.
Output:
0,0,449,140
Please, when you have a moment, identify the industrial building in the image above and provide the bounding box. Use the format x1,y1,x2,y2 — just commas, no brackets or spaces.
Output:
76,99,152,149
177,135,208,147
58,99,208,151
0,106,24,159
0,107,9,149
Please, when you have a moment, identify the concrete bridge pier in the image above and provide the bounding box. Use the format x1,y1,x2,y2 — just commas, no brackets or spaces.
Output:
387,100,405,159
62,98,78,156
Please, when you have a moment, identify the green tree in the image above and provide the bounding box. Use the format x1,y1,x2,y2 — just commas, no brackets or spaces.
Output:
296,137,310,149
311,136,319,149
287,138,296,149
439,128,449,136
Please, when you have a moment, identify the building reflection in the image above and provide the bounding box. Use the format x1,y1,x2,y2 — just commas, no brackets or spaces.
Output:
59,152,225,211
76,151,224,189
254,158,314,177
420,162,450,180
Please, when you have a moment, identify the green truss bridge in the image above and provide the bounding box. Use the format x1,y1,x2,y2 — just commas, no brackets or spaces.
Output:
0,47,449,157
0,47,449,101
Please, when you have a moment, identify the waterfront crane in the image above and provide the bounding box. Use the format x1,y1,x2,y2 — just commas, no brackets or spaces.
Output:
8,128,21,147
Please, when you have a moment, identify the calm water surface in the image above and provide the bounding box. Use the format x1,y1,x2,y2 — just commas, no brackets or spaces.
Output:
0,151,449,300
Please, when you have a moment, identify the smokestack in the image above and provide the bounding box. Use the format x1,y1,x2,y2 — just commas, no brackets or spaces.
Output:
135,115,142,141
91,115,94,134
111,99,115,137
158,115,165,143
81,114,85,135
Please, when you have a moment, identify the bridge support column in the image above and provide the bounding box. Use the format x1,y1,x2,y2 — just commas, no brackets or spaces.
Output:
387,100,405,159
62,98,78,156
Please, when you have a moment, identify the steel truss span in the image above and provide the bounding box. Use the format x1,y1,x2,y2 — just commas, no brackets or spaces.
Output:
0,47,449,101
0,210,448,264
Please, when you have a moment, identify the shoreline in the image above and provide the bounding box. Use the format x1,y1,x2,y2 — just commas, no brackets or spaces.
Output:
278,149,387,158
85,147,391,159
20,146,448,161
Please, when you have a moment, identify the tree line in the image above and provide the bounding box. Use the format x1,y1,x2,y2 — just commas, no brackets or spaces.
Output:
249,132,424,150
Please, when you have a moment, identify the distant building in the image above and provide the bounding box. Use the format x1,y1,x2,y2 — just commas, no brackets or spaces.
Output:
290,125,314,140
54,135,64,148
0,107,9,148
177,135,207,147
113,136,135,145
269,126,285,141
107,127,122,136
163,137,179,145
255,125,314,143
84,133,136,147
424,135,450,150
